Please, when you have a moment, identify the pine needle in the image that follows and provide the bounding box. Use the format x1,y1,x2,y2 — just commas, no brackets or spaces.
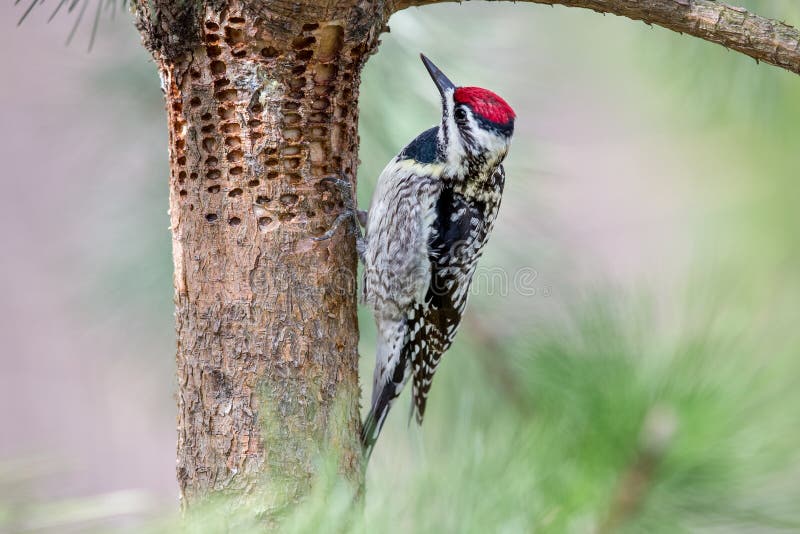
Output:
88,0,102,51
17,0,128,49
47,0,69,22
65,0,88,46
17,0,41,26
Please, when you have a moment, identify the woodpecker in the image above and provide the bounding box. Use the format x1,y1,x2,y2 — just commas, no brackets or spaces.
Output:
315,55,515,456
354,54,516,457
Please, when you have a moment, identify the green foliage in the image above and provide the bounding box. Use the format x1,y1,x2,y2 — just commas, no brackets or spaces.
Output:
119,293,797,533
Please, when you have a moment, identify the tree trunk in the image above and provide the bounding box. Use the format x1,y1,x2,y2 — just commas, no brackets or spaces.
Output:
133,0,388,515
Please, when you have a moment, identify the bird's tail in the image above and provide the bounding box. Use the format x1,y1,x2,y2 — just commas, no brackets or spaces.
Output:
361,317,409,460
361,380,401,461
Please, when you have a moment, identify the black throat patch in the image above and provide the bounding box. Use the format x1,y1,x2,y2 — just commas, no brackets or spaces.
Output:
398,126,440,164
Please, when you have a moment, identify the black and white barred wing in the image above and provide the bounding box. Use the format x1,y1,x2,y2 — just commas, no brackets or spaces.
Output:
407,268,472,423
409,165,505,422
407,205,477,417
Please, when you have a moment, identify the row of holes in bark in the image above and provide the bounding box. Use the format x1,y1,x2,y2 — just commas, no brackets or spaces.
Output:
178,175,264,196
283,26,351,179
178,166,304,189
169,84,189,197
193,180,342,230
201,16,320,64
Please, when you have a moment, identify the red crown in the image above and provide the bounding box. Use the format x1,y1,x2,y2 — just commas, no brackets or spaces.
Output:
454,87,515,125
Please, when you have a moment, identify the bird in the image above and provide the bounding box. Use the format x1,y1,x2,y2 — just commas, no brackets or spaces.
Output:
356,53,516,458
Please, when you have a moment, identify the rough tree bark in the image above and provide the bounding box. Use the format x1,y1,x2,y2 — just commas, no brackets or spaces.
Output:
129,0,799,520
132,0,391,514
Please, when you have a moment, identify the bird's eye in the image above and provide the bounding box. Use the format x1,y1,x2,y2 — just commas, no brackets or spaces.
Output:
454,107,467,121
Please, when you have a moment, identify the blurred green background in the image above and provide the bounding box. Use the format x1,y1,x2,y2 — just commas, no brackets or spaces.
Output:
2,1,799,532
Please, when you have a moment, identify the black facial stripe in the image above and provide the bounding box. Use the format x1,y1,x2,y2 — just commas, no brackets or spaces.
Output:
474,113,514,137
459,121,476,151
441,118,449,154
454,108,475,151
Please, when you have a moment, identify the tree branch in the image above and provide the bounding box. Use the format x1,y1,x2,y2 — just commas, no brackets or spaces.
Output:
394,0,800,76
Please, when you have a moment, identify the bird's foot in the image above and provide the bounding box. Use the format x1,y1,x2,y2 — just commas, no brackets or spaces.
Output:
314,175,367,261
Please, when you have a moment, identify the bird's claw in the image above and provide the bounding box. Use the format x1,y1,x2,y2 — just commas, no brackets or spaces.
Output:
314,174,367,261
313,211,353,242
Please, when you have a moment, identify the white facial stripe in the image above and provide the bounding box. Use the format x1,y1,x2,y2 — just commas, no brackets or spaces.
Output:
441,90,467,172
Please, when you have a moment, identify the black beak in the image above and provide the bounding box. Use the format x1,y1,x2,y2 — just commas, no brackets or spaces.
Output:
420,53,456,96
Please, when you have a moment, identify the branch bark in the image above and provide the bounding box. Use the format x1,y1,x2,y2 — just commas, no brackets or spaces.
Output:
395,0,800,76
